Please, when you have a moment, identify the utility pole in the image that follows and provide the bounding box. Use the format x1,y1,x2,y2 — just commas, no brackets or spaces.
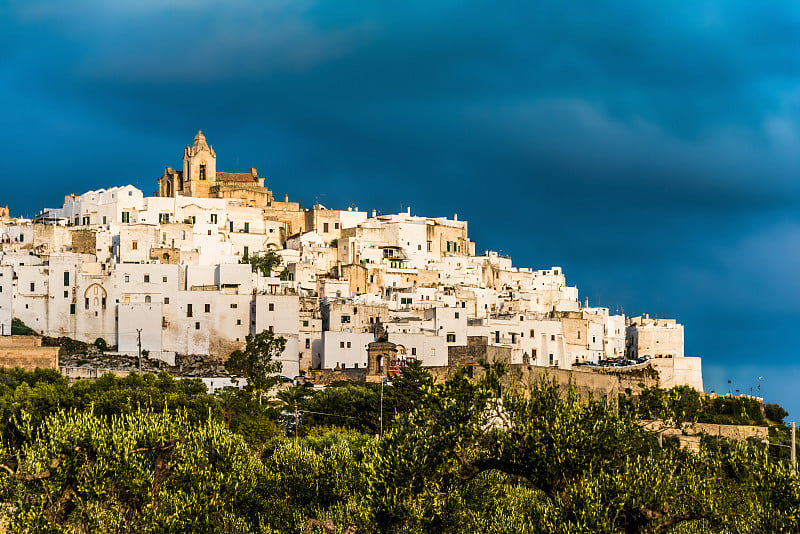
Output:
380,378,385,438
792,422,796,467
136,329,143,372
380,378,392,438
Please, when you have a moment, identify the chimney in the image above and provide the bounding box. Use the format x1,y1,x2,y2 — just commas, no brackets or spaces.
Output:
454,213,458,221
372,210,377,218
250,167,257,177
284,194,289,202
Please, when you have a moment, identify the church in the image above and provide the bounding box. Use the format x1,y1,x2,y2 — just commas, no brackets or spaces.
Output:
156,131,277,207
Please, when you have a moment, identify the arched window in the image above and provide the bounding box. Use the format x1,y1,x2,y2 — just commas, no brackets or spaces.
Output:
165,180,171,196
145,295,151,303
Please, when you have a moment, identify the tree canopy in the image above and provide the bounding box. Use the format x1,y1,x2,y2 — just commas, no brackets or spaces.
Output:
0,365,797,532
225,330,286,403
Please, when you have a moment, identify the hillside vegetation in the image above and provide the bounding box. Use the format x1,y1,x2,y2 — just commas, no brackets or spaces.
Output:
0,365,796,533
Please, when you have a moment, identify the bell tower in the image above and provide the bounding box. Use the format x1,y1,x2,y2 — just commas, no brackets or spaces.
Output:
182,130,217,198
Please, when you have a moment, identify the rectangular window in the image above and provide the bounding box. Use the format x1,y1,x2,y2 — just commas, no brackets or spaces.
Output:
305,339,310,349
144,275,150,283
30,282,34,292
323,222,329,233
243,246,249,259
121,212,130,223
163,276,167,283
132,241,138,250
495,331,500,343
195,322,200,330
347,341,351,348
340,341,345,348
205,303,210,313
530,329,535,337
551,335,555,341
164,297,169,304
187,304,193,317
85,298,89,310
447,333,456,343
302,320,309,327
230,303,238,308
210,214,217,224
454,312,459,319
411,347,416,356
124,275,130,283
102,216,107,224
70,304,75,315
268,303,274,311
341,315,350,323
229,221,234,232
244,222,249,233
237,319,241,325
63,271,69,286
62,290,67,297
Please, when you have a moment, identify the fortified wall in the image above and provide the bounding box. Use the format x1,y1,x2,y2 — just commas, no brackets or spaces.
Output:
0,336,59,370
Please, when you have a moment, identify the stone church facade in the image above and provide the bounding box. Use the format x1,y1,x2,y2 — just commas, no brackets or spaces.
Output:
157,131,275,207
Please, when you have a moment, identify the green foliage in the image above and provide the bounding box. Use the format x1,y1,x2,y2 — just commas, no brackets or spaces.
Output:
301,382,380,434
623,385,768,426
276,385,313,437
2,408,264,532
224,330,285,403
10,319,34,335
765,402,789,424
0,366,798,532
240,250,282,277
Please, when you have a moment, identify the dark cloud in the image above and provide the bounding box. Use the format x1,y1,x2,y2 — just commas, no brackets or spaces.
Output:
3,0,800,415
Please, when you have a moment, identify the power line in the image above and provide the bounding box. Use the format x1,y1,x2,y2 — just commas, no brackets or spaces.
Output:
299,409,361,421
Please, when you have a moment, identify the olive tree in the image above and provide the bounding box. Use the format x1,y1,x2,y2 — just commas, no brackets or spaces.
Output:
225,330,286,404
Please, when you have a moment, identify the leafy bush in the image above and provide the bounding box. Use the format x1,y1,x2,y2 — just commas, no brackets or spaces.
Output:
765,403,788,424
94,337,108,351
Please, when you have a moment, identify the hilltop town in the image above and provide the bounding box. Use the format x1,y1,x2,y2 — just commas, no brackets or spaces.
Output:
0,131,702,393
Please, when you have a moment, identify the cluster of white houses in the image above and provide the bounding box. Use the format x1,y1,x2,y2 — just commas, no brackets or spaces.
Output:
0,132,698,388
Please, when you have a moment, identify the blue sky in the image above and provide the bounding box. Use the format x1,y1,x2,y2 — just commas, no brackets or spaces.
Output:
3,1,800,417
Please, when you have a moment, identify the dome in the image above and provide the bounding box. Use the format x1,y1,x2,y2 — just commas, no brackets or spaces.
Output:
193,130,208,148
186,130,215,157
